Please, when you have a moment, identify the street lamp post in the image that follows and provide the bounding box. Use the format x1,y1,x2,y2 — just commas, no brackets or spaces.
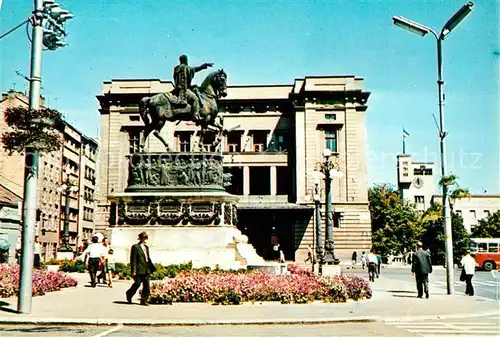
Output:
57,177,78,252
15,0,73,314
315,149,342,265
392,2,474,295
312,180,324,274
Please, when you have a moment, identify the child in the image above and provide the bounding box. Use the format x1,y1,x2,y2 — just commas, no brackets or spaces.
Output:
106,248,115,288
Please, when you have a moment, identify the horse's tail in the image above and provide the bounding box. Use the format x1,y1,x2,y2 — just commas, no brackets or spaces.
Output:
139,97,150,127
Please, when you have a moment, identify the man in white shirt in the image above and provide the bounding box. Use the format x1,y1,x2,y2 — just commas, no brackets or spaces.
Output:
367,249,378,282
460,250,476,296
83,236,105,287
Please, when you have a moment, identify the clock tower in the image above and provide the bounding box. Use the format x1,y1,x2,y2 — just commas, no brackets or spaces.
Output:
396,155,435,211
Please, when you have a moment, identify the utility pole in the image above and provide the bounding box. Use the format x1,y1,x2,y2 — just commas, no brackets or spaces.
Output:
17,0,73,314
18,0,44,314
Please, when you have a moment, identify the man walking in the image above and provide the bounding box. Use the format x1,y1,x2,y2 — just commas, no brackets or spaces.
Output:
82,236,105,287
126,231,156,306
411,242,433,299
460,250,476,296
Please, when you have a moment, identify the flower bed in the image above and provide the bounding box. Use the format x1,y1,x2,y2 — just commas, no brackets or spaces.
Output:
0,264,78,298
45,258,86,273
149,268,371,305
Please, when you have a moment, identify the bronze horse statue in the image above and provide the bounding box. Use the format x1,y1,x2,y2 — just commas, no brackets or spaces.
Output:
139,69,227,151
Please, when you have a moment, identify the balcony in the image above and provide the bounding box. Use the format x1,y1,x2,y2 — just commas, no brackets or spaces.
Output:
222,152,288,165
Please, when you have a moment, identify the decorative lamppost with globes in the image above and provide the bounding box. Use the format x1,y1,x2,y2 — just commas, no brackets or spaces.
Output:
312,148,343,267
393,1,473,295
56,174,79,254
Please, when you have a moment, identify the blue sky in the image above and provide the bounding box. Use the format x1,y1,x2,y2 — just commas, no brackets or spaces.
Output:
1,0,498,194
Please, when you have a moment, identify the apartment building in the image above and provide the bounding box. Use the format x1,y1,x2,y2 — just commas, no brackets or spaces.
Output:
96,75,372,262
1,90,99,260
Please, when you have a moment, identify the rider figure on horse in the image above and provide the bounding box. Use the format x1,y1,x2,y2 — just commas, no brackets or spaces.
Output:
173,55,213,123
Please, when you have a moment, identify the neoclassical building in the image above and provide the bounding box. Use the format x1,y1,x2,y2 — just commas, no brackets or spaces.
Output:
96,75,372,262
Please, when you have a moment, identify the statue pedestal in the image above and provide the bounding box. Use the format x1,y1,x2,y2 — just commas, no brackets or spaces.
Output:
106,152,266,269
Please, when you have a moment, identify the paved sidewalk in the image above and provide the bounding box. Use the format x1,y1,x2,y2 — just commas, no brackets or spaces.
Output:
0,272,497,326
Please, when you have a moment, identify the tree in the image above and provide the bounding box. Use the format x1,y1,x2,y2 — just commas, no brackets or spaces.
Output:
420,202,470,265
472,211,500,238
1,106,63,155
368,184,424,257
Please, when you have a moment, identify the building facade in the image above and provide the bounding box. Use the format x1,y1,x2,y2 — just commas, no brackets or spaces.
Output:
0,90,99,260
396,155,435,211
432,195,499,234
0,184,22,264
96,75,372,262
396,153,498,234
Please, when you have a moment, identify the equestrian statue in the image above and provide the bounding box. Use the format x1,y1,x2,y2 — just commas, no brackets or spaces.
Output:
139,54,229,151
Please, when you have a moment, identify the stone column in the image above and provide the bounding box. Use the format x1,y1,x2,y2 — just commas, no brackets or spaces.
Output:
243,166,250,196
270,166,277,196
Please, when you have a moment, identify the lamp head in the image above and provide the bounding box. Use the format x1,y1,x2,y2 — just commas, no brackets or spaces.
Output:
323,148,332,159
392,16,430,37
441,1,473,39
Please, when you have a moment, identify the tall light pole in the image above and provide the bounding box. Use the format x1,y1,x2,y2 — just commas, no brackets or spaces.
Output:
57,175,79,252
17,0,73,314
393,2,474,295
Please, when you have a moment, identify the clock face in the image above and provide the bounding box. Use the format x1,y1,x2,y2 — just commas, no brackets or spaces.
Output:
413,177,424,189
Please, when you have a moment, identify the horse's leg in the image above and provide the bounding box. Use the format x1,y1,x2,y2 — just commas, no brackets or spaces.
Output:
152,120,170,151
140,126,153,151
197,129,205,152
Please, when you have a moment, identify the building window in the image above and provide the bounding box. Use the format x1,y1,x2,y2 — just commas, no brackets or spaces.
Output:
456,210,462,217
201,132,216,152
484,210,491,217
276,133,288,152
249,167,270,195
226,131,241,152
224,167,243,195
176,132,191,152
470,210,476,218
325,114,336,120
276,166,289,195
414,196,425,204
128,129,141,153
251,131,267,152
325,130,337,152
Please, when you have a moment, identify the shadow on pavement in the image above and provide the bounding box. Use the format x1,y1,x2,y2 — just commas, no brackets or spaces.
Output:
0,326,79,333
0,302,17,314
386,290,415,294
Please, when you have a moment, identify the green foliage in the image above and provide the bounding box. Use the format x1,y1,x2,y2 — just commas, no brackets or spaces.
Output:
150,261,193,280
472,211,500,238
368,184,423,257
58,259,86,273
1,106,63,155
114,261,194,280
420,203,470,265
439,174,458,187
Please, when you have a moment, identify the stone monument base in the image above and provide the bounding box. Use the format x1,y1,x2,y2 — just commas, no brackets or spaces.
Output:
107,226,266,270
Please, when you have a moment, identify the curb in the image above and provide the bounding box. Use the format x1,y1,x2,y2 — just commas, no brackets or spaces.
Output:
0,310,498,326
0,316,381,326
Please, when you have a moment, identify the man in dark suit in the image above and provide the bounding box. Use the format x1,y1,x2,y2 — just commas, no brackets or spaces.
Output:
411,242,433,299
126,231,156,306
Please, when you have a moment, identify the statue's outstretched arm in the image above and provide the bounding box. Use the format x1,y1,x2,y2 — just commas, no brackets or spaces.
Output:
194,63,214,72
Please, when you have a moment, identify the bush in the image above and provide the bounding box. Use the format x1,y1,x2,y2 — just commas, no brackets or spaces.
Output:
58,259,86,273
0,264,77,298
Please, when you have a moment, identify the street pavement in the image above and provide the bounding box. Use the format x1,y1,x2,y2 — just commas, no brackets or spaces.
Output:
0,266,498,336
347,266,499,301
